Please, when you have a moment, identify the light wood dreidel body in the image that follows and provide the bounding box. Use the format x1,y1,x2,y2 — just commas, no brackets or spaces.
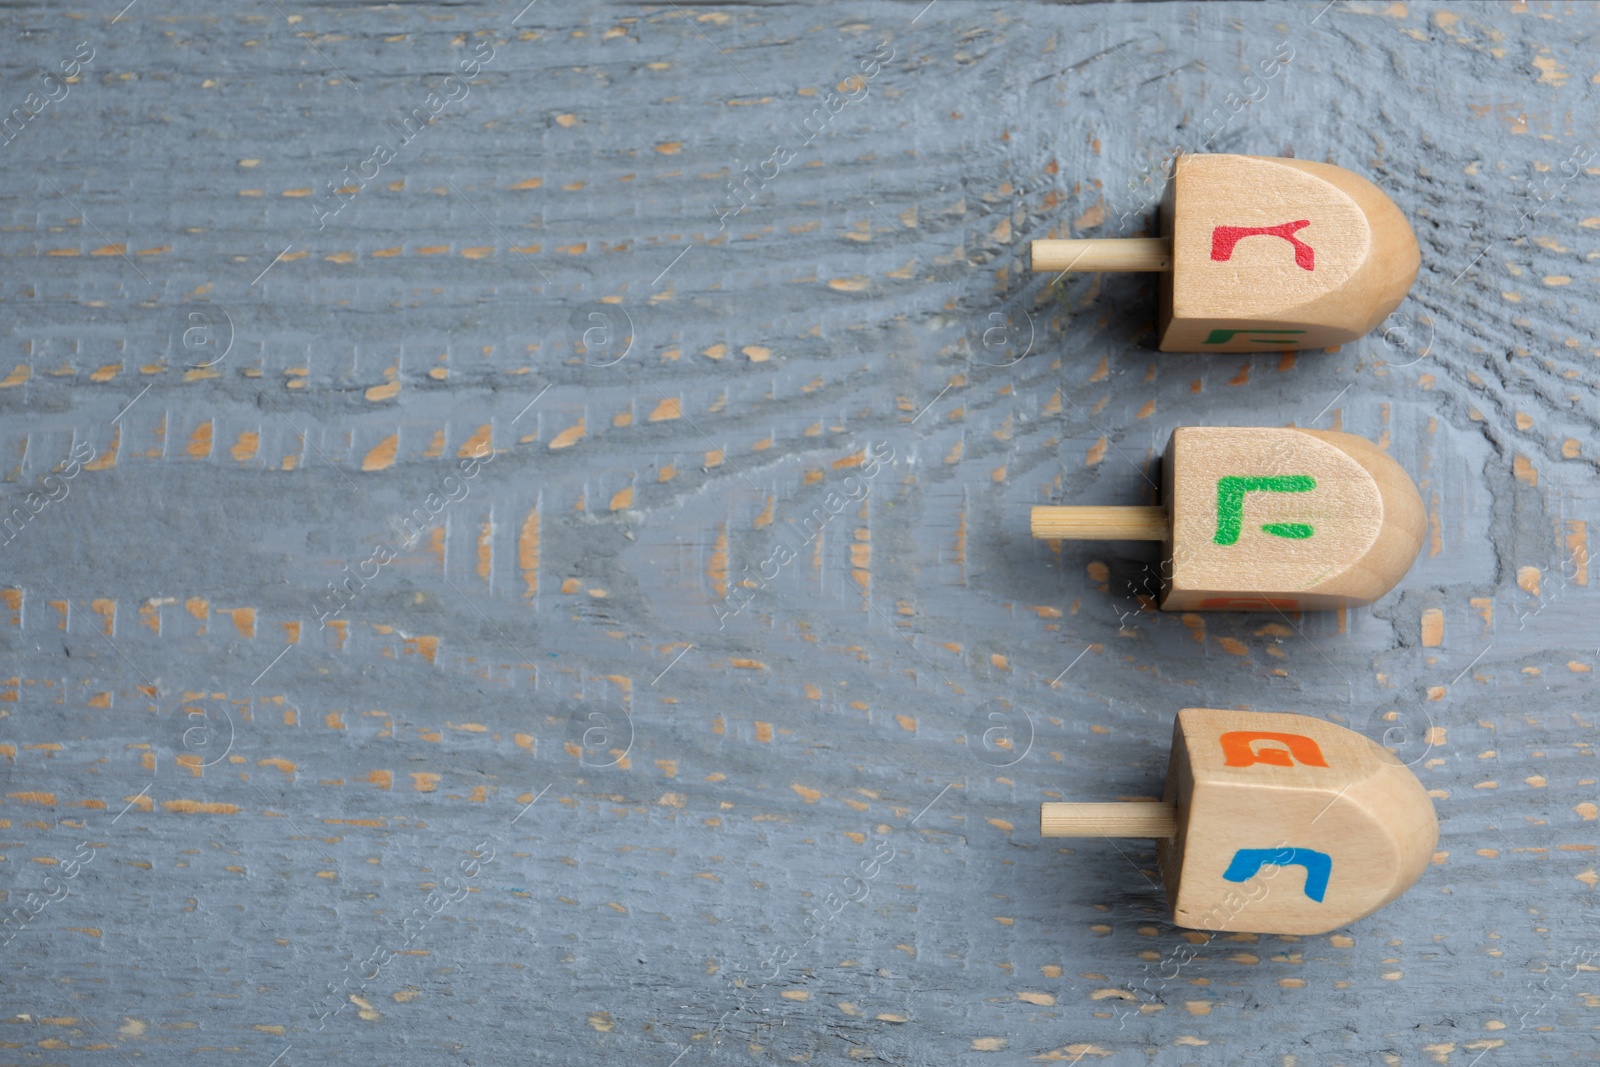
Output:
1031,154,1420,352
1041,708,1437,935
1031,426,1425,611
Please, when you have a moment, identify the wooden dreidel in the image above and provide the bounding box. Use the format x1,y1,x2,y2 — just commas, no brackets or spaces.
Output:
1031,426,1424,611
1031,154,1419,352
1041,708,1437,935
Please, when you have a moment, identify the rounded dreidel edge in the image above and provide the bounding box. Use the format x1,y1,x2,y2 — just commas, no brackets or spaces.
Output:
1040,708,1438,936
1030,426,1425,612
1030,154,1420,353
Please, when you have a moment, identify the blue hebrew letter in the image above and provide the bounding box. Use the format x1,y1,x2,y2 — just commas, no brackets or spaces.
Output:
1221,846,1332,903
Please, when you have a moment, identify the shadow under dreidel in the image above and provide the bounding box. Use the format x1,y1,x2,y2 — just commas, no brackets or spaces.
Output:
1038,267,1163,355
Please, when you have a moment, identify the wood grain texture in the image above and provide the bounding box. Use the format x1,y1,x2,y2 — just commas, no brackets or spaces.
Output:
0,1,1598,1063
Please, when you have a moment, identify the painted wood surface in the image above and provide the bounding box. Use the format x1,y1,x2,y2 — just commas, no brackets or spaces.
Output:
1,1,1597,1063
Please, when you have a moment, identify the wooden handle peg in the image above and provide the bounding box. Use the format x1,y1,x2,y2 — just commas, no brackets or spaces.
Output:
1030,505,1167,541
1031,237,1172,273
1041,802,1177,838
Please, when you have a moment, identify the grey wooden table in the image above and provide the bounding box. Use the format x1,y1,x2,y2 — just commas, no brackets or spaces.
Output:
1,1,1597,1063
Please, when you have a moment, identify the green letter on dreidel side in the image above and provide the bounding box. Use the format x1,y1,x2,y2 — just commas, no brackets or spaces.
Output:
1214,475,1317,546
1202,329,1308,345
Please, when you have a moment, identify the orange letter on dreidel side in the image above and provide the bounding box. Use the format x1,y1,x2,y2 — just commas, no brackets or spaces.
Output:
1219,731,1329,768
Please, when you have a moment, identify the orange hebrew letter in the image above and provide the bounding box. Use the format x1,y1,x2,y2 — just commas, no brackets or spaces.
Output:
1219,731,1329,769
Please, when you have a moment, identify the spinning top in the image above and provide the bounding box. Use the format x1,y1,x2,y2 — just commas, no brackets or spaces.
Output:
1031,154,1420,353
1041,708,1437,935
1031,426,1424,611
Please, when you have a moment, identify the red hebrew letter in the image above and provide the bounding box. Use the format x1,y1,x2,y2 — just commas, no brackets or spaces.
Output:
1210,220,1315,271
1219,731,1329,768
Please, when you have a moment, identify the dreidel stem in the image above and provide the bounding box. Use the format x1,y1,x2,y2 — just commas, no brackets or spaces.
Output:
1040,802,1177,839
1031,237,1173,273
1031,505,1167,541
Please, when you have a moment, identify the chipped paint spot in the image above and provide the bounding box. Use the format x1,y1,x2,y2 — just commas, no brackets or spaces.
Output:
459,424,493,458
549,419,585,450
161,799,240,814
1513,455,1538,486
231,431,260,462
519,507,540,597
403,635,440,664
1421,608,1444,647
362,433,399,472
223,607,257,638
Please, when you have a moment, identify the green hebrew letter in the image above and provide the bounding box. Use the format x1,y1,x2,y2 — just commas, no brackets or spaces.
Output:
1202,328,1308,345
1214,475,1317,546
